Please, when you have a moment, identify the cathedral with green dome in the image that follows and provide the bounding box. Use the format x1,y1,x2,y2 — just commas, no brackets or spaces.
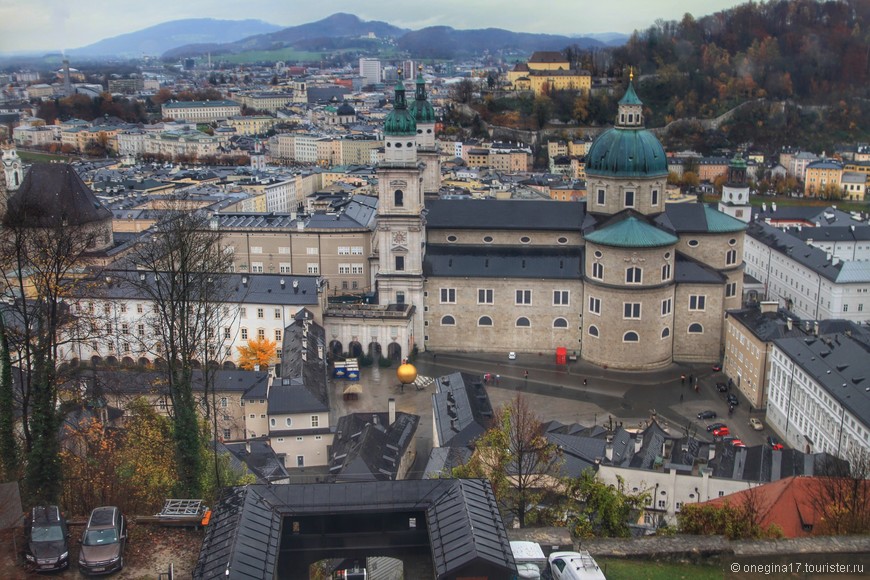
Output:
362,74,749,370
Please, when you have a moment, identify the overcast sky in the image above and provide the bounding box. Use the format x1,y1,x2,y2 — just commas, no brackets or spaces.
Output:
0,0,748,53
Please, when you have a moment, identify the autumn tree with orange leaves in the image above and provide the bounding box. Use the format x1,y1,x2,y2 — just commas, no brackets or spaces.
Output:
236,337,277,371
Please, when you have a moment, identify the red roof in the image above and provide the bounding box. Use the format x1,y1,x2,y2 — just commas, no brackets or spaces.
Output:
700,476,870,538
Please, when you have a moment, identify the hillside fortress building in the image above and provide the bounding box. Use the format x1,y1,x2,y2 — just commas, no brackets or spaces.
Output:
324,73,747,370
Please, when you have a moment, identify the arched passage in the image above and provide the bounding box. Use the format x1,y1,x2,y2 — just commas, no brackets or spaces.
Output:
368,341,382,359
137,357,151,367
348,341,363,358
222,361,237,370
387,342,402,362
329,340,343,357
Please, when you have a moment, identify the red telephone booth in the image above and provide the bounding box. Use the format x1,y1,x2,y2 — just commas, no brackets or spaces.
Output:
555,347,567,365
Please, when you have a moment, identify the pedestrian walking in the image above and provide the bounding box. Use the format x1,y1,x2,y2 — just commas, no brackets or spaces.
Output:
689,374,694,385
680,393,684,402
583,378,588,386
495,374,500,386
680,374,686,385
524,370,529,379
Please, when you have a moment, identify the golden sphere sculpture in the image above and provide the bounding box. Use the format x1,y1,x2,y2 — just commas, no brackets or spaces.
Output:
396,362,418,385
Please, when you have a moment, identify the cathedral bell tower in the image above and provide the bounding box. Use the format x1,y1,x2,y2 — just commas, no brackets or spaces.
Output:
718,154,751,223
376,73,426,350
408,66,440,196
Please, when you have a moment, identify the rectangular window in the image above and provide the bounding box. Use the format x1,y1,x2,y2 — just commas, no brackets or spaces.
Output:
592,262,603,280
223,428,231,439
121,323,129,335
274,308,281,319
251,246,263,254
351,246,363,255
626,267,642,284
726,282,737,298
306,247,318,255
843,304,849,312
624,303,641,319
516,290,532,305
220,397,228,408
278,246,291,254
251,262,264,273
395,256,405,271
275,329,282,341
661,298,672,316
257,308,264,319
651,189,659,206
553,290,569,305
241,328,248,340
478,289,493,304
240,307,247,318
689,295,706,311
589,296,601,315
661,263,671,280
597,189,605,205
440,288,456,303
307,263,319,274
351,264,364,274
624,190,635,207
338,246,350,255
258,329,265,339
279,263,292,273
136,303,143,314
138,324,145,337
338,264,351,274
311,415,319,427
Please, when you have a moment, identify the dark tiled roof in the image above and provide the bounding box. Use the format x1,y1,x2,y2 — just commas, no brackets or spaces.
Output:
424,244,581,280
329,411,420,481
659,203,746,234
425,199,585,231
432,372,494,448
222,441,290,483
423,446,473,478
275,309,328,412
5,163,112,228
674,252,726,284
195,480,516,579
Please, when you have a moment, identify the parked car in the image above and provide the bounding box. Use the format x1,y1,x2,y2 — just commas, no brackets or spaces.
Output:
767,435,784,450
716,382,729,392
712,363,722,372
697,410,717,420
730,439,746,447
508,351,517,360
706,422,727,432
25,506,69,571
749,418,764,431
713,426,731,437
726,393,739,406
548,551,607,580
79,506,126,575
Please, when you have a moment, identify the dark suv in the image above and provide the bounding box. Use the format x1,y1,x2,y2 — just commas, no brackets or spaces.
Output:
25,506,70,571
79,506,126,575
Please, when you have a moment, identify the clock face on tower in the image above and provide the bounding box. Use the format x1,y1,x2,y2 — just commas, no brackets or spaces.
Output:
392,231,407,245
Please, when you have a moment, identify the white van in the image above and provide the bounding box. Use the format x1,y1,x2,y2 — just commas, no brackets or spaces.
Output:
548,551,607,580
510,541,546,579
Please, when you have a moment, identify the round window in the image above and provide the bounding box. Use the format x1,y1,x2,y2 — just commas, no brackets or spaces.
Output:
688,240,699,247
557,237,568,244
664,252,671,260
520,236,531,244
483,236,493,243
447,235,457,243
729,238,737,246
594,250,602,259
395,142,402,148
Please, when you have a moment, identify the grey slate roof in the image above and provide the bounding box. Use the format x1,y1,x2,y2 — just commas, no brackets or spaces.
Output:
5,163,112,228
658,203,746,234
274,308,329,412
194,480,516,580
65,368,268,398
728,307,870,344
328,411,420,481
674,252,727,285
709,445,845,482
86,269,322,306
432,372,494,448
773,332,870,429
425,199,585,231
745,221,849,283
423,446,473,478
222,441,290,483
423,244,582,280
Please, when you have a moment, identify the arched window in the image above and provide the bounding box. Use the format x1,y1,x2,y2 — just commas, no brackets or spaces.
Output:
588,325,599,337
726,249,737,265
394,189,404,206
516,317,530,327
623,331,639,342
441,315,455,326
661,327,670,338
553,318,568,328
285,417,293,427
478,316,493,326
626,267,642,284
688,323,703,334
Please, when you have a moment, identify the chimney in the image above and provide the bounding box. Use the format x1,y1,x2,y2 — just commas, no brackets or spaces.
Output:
634,433,643,454
388,398,396,425
786,318,793,331
297,220,304,231
772,202,777,212
814,321,819,336
605,443,613,461
759,300,778,314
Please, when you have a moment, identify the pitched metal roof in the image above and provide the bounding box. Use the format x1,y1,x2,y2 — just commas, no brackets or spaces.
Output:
329,411,420,481
585,215,678,248
424,244,581,280
659,203,746,234
194,480,516,579
432,372,494,448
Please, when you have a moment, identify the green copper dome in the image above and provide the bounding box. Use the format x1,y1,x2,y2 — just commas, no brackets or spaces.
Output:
384,78,417,137
408,71,436,124
585,128,668,178
619,80,643,105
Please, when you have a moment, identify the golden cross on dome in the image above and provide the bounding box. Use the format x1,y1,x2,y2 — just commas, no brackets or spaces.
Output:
629,66,634,82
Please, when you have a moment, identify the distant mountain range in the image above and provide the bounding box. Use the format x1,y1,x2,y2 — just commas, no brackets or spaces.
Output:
68,19,282,58
69,13,628,60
